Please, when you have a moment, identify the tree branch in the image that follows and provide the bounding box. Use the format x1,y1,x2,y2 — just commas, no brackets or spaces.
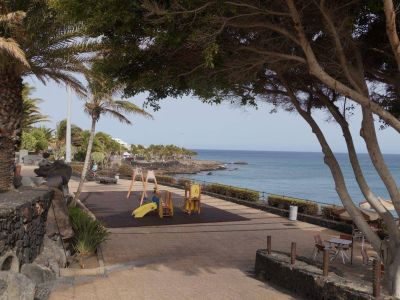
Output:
285,0,400,133
318,0,363,92
278,74,382,251
317,90,400,250
383,0,400,71
360,107,400,217
225,2,290,16
237,46,306,64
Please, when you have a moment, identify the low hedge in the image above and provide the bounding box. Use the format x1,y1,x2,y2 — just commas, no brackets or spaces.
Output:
70,163,84,174
204,184,260,202
321,205,341,220
268,194,319,216
177,178,192,187
118,164,133,177
156,175,176,185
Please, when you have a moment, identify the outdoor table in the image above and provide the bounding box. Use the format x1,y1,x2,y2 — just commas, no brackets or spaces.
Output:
328,238,353,264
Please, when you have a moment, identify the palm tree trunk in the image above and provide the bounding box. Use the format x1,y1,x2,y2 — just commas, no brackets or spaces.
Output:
0,73,23,192
74,117,96,201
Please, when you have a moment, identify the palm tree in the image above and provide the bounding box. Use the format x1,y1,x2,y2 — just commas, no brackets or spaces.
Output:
0,2,95,191
74,78,153,201
21,85,49,131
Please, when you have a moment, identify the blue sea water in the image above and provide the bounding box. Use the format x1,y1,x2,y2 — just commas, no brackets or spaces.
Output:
184,150,400,206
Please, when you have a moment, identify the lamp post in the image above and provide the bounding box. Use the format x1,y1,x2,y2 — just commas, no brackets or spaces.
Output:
65,88,72,163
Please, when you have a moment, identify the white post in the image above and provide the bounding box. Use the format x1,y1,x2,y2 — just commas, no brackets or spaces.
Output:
65,88,72,163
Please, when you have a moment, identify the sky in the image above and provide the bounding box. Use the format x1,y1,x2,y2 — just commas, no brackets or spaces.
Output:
25,77,400,154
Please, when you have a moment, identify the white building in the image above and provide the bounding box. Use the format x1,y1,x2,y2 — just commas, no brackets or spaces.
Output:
112,138,130,149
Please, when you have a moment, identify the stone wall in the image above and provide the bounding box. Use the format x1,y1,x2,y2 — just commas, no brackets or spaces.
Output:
0,187,53,268
255,250,387,300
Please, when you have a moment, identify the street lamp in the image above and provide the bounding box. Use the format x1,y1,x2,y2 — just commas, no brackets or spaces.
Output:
65,88,72,163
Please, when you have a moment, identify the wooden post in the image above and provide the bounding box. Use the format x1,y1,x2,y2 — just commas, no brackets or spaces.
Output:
373,259,381,298
291,242,296,265
267,236,271,254
323,249,329,277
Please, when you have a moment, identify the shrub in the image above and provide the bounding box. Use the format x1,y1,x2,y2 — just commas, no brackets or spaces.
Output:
156,175,176,185
321,205,341,220
177,178,192,187
118,164,133,177
204,184,260,202
268,194,319,215
70,163,84,175
376,219,389,240
91,152,105,165
68,207,109,256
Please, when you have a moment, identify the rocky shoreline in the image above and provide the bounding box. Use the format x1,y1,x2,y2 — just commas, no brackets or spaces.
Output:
132,159,226,175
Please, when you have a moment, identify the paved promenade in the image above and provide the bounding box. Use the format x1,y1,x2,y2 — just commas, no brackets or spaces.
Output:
49,178,342,299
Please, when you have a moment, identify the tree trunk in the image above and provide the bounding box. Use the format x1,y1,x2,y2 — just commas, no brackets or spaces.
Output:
387,248,400,297
383,0,400,72
0,73,23,192
74,117,96,201
360,108,400,215
319,94,400,250
278,76,382,251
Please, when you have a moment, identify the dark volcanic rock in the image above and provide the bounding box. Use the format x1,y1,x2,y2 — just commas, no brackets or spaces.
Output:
34,160,72,186
0,188,53,265
98,176,117,184
45,189,73,240
255,250,387,299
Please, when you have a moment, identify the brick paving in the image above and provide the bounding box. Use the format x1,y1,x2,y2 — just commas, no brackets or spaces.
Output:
28,174,371,300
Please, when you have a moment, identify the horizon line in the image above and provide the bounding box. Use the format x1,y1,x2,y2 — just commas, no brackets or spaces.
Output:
190,148,400,155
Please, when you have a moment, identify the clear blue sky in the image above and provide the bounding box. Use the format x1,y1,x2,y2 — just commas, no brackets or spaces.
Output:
25,77,400,154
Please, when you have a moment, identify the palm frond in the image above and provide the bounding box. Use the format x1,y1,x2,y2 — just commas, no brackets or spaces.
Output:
0,37,30,68
0,11,26,24
103,109,132,125
112,101,154,119
32,67,87,97
22,85,50,130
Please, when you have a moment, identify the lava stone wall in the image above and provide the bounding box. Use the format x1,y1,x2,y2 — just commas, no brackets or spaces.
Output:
255,250,383,300
0,187,53,265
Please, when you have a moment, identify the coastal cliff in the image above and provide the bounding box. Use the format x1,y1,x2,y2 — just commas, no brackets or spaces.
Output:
131,159,226,175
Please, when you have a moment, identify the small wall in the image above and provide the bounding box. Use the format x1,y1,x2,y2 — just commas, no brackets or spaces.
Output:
0,187,53,267
255,250,386,300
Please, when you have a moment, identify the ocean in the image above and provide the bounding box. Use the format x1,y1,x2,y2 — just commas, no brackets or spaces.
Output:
183,150,400,206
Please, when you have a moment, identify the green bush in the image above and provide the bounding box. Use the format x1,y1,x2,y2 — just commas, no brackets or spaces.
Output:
91,152,105,165
321,205,341,220
177,178,192,187
156,175,176,185
268,194,319,215
68,207,109,256
70,163,84,174
204,184,260,202
118,164,133,177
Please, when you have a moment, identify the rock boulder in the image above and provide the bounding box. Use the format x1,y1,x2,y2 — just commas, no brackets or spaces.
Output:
34,160,72,186
0,271,35,300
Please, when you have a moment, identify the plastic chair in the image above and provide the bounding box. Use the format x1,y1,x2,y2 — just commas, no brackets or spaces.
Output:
312,235,334,261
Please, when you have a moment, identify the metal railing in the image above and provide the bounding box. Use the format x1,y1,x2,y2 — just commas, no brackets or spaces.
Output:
168,175,341,215
87,166,343,215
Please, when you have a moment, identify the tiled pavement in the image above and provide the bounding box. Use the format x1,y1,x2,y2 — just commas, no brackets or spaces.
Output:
39,176,365,299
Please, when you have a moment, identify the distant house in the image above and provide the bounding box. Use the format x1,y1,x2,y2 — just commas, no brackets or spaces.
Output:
123,152,132,158
112,138,129,149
